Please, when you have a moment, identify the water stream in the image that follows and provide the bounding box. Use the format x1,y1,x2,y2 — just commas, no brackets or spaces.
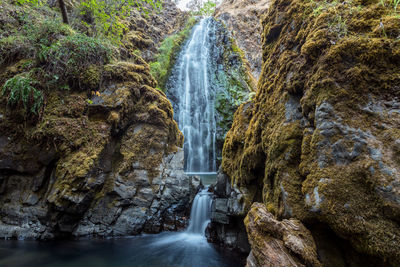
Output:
167,18,217,173
186,189,212,234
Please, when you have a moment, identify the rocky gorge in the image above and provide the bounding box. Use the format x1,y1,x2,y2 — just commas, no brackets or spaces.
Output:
214,0,400,265
0,0,400,266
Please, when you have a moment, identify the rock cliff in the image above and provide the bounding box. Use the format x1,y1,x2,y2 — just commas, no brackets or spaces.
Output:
215,0,270,79
0,0,197,239
222,0,400,265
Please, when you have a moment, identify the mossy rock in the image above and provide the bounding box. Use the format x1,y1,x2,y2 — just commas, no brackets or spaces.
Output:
223,0,400,264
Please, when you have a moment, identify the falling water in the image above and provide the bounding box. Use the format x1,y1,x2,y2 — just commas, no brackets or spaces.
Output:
167,18,217,173
186,189,212,234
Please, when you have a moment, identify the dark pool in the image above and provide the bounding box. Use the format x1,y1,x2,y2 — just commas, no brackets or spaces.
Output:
0,232,244,267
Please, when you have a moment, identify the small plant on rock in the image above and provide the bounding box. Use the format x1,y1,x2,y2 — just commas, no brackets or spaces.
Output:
1,75,43,115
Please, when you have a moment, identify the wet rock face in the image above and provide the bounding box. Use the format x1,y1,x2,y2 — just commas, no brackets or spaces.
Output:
244,203,321,267
215,0,271,79
222,0,400,264
0,59,193,240
206,171,250,254
73,149,198,236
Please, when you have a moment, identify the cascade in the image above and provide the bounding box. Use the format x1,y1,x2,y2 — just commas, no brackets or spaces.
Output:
186,189,212,235
167,18,217,173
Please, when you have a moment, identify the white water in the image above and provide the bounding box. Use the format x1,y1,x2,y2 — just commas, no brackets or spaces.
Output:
145,189,214,266
168,18,217,173
186,189,212,234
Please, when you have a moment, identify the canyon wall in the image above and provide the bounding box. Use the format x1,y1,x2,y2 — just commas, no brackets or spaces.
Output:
215,0,270,79
0,0,197,239
221,0,400,265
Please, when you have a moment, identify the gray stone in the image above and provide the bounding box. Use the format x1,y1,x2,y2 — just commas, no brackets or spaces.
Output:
23,194,39,206
285,94,303,122
215,198,228,213
212,211,229,224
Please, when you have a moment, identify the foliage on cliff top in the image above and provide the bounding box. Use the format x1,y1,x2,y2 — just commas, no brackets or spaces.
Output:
78,0,162,43
150,16,198,91
0,11,113,116
191,0,217,16
0,0,169,117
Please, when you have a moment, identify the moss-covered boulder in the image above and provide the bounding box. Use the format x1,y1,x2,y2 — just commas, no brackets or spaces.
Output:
0,53,193,238
222,0,400,264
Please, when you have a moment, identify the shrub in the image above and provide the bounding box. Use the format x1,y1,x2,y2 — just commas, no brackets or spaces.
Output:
0,19,72,66
43,33,112,89
25,19,73,49
79,0,162,43
0,35,30,65
1,75,43,115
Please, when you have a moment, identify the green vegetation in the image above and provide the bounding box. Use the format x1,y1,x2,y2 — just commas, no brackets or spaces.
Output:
0,0,160,117
44,33,112,89
214,39,253,134
187,0,217,16
16,0,42,5
1,75,43,116
197,0,217,16
214,68,251,136
0,16,113,92
150,17,197,91
380,0,400,11
79,0,162,43
0,3,112,117
12,0,162,43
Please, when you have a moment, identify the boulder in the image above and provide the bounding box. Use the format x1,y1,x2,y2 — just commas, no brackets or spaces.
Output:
245,203,321,267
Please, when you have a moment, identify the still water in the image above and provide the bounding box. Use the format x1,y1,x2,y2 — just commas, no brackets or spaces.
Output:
0,232,243,267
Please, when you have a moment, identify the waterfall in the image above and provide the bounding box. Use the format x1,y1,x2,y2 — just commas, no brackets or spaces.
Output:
167,18,217,173
186,189,212,235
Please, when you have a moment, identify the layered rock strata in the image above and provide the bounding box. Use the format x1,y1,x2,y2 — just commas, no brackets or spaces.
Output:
206,171,250,253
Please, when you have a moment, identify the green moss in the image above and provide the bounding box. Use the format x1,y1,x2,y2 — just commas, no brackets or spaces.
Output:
222,0,400,263
149,17,198,91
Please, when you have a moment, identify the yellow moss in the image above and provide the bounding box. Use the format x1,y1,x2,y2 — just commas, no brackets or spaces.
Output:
107,111,120,126
80,65,101,90
223,0,400,263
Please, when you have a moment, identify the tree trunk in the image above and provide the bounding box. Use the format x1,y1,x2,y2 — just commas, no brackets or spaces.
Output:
58,0,69,24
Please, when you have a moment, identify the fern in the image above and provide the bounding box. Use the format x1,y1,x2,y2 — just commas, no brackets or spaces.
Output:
1,75,43,115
